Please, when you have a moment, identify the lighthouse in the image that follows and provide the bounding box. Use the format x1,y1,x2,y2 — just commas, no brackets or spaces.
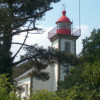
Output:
48,10,81,82
15,10,81,98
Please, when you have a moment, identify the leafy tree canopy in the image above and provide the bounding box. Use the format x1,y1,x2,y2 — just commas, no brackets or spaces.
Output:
82,29,100,62
58,29,100,99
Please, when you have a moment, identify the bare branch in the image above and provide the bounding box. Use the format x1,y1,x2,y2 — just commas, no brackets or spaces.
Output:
12,32,29,60
12,27,42,35
0,27,41,40
12,22,33,60
12,42,30,46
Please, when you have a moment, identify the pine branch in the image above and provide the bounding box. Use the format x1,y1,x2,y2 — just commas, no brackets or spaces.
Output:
12,53,40,66
16,8,52,20
0,27,41,40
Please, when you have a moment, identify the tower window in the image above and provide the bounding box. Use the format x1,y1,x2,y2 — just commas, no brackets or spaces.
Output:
25,84,28,97
65,42,70,52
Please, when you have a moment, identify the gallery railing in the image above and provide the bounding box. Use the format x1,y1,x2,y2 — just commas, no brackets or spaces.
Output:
48,26,81,39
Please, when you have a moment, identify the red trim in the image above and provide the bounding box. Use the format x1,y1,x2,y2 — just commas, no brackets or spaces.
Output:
57,29,71,35
56,10,72,24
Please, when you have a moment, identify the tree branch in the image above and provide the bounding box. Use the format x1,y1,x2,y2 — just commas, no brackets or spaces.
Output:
0,27,41,40
12,42,30,46
0,8,51,41
12,22,33,60
12,53,40,66
16,8,52,21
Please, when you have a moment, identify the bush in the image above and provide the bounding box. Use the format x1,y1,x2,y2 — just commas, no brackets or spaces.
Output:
0,74,20,100
28,90,60,100
57,61,100,100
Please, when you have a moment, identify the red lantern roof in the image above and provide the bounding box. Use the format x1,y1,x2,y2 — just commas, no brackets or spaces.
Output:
56,10,72,24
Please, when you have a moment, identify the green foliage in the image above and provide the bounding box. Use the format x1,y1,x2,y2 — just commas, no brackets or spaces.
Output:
29,90,60,100
0,73,99,100
82,29,100,62
0,74,20,100
57,29,100,99
83,61,100,90
0,74,11,99
58,61,100,100
58,76,77,90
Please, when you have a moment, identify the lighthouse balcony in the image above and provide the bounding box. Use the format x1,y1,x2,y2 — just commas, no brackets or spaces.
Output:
48,26,81,39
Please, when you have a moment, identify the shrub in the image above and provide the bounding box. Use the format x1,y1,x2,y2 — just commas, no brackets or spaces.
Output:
28,90,60,100
0,74,20,100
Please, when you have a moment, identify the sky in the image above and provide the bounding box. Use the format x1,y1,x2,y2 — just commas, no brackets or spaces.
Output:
11,0,100,61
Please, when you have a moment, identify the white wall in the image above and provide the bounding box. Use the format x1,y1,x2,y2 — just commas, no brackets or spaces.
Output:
52,39,59,90
52,38,76,81
32,39,59,92
60,39,75,81
32,38,76,90
60,65,66,81
51,64,58,91
60,39,75,54
33,65,58,92
17,77,30,99
52,39,58,49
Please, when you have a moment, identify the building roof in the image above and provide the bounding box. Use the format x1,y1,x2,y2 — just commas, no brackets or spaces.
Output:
14,68,34,81
56,10,72,24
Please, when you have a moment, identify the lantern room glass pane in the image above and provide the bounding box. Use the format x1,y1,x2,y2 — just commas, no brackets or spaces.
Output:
57,22,71,29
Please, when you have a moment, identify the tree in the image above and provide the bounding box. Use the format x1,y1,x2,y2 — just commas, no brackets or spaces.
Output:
0,74,20,100
58,62,84,90
82,29,100,62
57,29,100,99
0,0,60,80
64,62,100,100
12,44,79,82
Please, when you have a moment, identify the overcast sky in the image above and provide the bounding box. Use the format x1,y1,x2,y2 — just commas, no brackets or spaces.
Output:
11,0,100,61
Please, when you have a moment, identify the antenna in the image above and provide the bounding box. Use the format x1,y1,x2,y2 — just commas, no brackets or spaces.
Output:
79,0,81,30
72,20,73,34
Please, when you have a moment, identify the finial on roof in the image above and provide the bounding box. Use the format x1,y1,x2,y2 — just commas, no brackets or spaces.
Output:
62,4,67,16
62,10,66,16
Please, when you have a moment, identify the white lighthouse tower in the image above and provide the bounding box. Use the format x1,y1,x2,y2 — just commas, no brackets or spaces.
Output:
48,10,81,84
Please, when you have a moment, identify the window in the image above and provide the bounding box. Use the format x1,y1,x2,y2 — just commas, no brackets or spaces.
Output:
65,42,70,52
57,22,71,29
25,84,28,97
57,23,61,29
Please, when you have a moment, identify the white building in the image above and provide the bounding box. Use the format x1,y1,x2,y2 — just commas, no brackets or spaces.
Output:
15,10,81,99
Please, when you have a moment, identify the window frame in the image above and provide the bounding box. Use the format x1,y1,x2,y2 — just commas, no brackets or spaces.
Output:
57,22,71,29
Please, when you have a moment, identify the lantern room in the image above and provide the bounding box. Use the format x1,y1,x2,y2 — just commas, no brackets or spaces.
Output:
56,10,72,35
48,10,81,40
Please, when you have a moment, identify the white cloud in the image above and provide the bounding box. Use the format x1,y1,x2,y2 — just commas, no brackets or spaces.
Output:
25,26,53,48
76,25,92,55
11,26,53,61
